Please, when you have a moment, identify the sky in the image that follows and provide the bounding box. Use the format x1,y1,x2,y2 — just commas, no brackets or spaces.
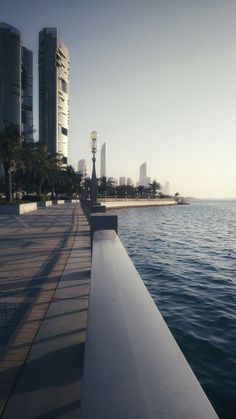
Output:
1,0,236,198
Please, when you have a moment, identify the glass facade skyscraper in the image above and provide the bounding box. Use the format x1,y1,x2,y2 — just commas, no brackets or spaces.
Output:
0,22,33,139
0,23,22,130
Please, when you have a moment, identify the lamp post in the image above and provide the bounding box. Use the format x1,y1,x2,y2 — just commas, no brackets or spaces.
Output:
90,130,98,207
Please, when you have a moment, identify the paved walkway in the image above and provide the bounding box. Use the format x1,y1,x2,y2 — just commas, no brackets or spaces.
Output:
0,203,91,418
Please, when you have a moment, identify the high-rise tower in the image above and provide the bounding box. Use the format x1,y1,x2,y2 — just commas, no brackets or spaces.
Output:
139,162,151,186
0,23,22,130
39,28,70,163
0,23,33,139
100,142,107,177
78,159,87,176
139,162,147,183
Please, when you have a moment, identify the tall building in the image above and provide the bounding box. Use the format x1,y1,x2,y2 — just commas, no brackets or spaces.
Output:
39,28,70,163
140,162,147,181
108,177,117,187
138,162,151,187
0,23,33,139
100,142,107,177
22,47,33,142
127,177,133,186
0,23,22,130
78,159,87,176
162,181,170,195
119,177,126,186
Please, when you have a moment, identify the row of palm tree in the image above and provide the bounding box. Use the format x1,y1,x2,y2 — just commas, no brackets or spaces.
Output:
95,176,163,199
0,122,82,202
0,122,171,203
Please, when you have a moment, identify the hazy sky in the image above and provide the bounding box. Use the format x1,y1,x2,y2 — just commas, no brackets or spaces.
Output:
1,0,236,197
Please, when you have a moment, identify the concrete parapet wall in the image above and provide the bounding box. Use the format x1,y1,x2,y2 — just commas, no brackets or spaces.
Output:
91,205,106,213
37,201,52,208
90,213,118,235
81,230,218,419
0,202,37,215
54,200,65,205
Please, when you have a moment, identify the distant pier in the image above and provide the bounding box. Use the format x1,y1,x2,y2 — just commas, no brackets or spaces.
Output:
99,197,176,209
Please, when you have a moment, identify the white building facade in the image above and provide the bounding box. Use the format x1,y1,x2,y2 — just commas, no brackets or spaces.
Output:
138,162,151,187
39,28,70,163
163,181,170,195
119,177,126,186
100,142,107,177
78,159,87,176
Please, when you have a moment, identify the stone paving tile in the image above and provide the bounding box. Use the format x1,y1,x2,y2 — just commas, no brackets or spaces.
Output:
1,205,91,419
0,203,84,416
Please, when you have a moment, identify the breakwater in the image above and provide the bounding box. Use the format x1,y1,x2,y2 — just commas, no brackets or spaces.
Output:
99,198,176,209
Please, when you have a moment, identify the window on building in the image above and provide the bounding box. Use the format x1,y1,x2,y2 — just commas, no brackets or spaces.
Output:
61,127,68,136
61,79,68,94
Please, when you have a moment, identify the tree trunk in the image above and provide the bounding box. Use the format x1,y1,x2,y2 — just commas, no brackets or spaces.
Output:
68,184,72,196
3,162,12,202
37,177,42,196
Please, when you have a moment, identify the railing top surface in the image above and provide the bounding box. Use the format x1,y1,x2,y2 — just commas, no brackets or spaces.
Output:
81,230,218,419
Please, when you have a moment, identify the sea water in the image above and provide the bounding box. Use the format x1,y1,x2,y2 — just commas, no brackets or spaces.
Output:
116,200,236,419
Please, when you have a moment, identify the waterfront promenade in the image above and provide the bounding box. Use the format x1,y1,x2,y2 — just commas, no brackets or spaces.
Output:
0,203,91,418
0,200,218,419
0,198,174,417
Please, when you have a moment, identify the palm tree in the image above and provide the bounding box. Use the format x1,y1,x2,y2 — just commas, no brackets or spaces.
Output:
137,185,145,198
126,185,136,198
116,185,128,198
0,122,22,202
148,180,161,198
107,178,116,196
174,192,180,202
81,176,90,202
23,143,59,196
62,165,81,196
98,176,108,196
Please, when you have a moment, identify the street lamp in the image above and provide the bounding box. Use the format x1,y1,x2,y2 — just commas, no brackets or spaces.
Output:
90,130,98,206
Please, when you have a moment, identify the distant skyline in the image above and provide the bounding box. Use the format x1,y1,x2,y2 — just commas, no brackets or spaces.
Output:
1,0,236,197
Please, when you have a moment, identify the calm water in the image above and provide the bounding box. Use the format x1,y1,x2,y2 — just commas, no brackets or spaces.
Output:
116,200,236,419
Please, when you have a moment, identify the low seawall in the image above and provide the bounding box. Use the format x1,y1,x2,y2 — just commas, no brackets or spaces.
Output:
81,229,218,418
99,198,176,209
